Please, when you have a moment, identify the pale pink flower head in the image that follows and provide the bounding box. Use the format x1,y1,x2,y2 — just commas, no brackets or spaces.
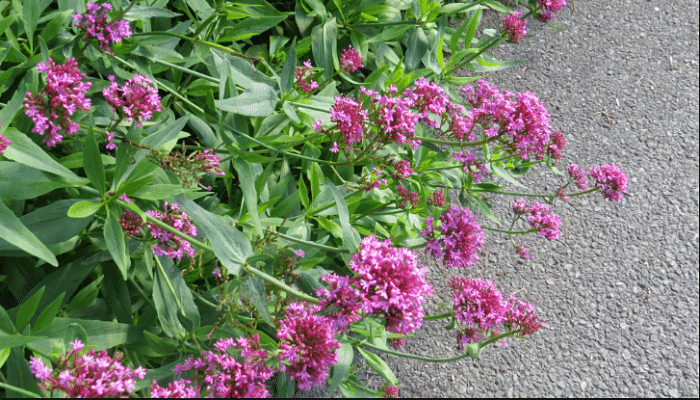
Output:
29,339,147,398
277,301,341,390
102,74,161,127
503,11,527,43
340,45,364,72
23,58,92,148
422,205,484,268
295,60,319,93
350,236,434,339
150,334,273,397
74,2,131,56
588,163,628,202
145,202,198,259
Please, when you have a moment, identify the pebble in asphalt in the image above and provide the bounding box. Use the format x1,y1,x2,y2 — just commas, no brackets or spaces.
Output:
300,0,699,397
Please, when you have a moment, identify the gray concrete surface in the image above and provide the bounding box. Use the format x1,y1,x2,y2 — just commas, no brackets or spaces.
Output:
303,0,699,397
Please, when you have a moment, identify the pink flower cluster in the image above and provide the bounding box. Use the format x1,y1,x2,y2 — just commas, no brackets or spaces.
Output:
537,0,567,22
149,334,273,398
23,58,92,148
449,277,544,349
340,45,364,72
503,11,527,43
380,385,400,398
568,163,588,189
118,210,143,236
73,2,131,56
295,60,319,93
428,188,446,206
316,274,363,333
512,198,562,240
0,119,10,156
277,301,341,390
422,205,484,268
350,235,434,339
103,74,162,127
29,339,146,398
588,164,628,202
330,95,368,146
145,202,198,259
192,149,225,177
396,184,419,208
461,80,562,160
452,150,489,183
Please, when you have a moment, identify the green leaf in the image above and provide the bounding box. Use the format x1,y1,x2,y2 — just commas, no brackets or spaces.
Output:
174,196,253,276
327,179,359,254
364,25,413,44
0,201,57,267
153,256,200,338
444,75,481,85
30,293,65,334
0,199,93,251
102,262,133,324
16,287,45,332
472,195,500,226
104,208,130,279
0,162,76,201
30,318,158,353
277,371,296,397
465,8,482,50
7,346,43,398
0,305,15,334
234,159,263,237
63,323,89,348
280,37,297,94
22,0,42,52
127,5,182,18
482,0,511,13
298,175,309,209
83,123,106,195
406,27,429,71
64,276,103,314
357,347,398,385
450,17,470,54
492,164,528,189
221,15,289,41
0,335,47,350
1,128,86,183
436,33,445,69
328,342,353,396
215,83,277,117
239,276,272,324
311,17,338,80
470,56,526,72
141,116,190,150
67,200,103,218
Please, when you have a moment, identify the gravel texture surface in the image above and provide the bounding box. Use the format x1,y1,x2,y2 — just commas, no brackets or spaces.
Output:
301,0,699,397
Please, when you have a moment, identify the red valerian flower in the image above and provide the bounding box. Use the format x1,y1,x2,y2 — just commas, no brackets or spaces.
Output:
103,74,162,127
73,2,131,56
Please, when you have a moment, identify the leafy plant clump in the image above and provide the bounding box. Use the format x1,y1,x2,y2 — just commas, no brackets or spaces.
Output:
0,0,626,397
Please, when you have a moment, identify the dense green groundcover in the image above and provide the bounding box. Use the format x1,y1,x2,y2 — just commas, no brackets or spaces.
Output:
0,0,627,397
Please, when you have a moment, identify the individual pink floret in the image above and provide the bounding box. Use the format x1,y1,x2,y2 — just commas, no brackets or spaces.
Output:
23,58,92,148
340,45,364,72
73,2,131,56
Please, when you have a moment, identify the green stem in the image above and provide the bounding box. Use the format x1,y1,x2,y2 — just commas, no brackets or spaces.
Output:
228,125,337,165
0,383,42,398
464,189,550,197
131,207,319,303
132,32,261,61
288,101,332,114
566,187,599,197
419,135,493,147
482,226,536,235
423,311,452,321
150,59,220,84
153,255,184,311
358,341,474,363
277,232,349,253
345,20,419,28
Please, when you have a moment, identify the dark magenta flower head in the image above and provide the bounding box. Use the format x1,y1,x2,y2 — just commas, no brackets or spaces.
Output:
103,74,162,127
145,202,198,259
350,235,434,340
422,205,484,268
503,11,527,43
588,164,628,202
449,277,508,348
277,301,341,390
340,45,365,72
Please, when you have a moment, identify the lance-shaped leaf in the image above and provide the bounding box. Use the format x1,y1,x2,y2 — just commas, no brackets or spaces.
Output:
153,256,201,338
0,201,57,267
215,83,277,117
